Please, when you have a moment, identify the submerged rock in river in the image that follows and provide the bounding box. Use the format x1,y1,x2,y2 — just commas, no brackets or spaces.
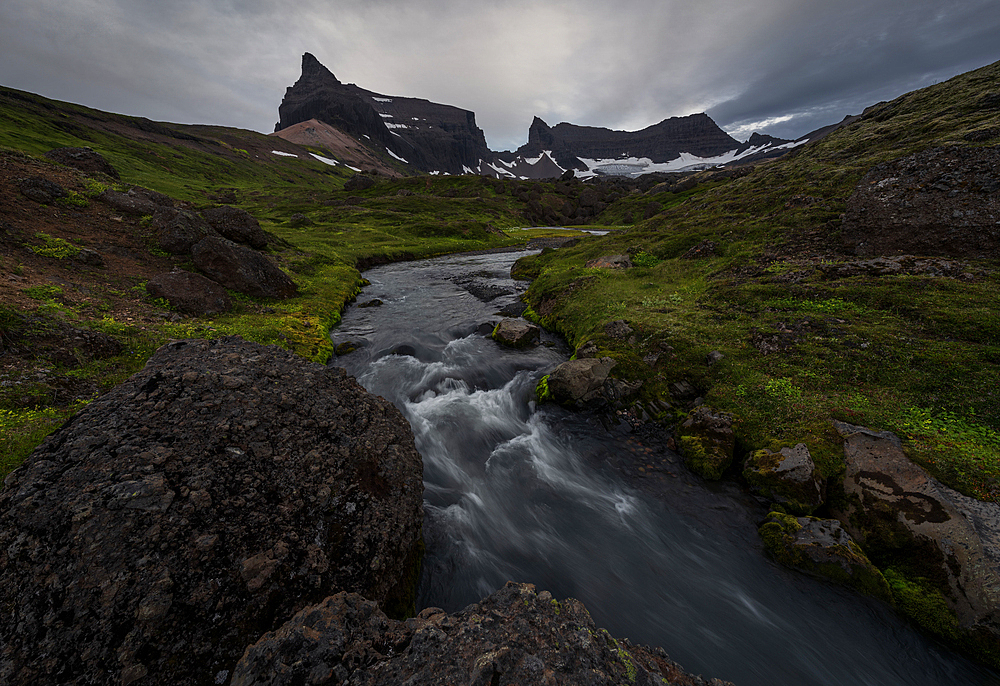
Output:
0,337,423,685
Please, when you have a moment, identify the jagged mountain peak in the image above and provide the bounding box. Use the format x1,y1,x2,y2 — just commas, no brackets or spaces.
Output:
299,52,340,84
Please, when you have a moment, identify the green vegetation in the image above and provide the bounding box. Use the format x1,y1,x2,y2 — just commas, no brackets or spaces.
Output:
517,60,1000,502
32,232,81,259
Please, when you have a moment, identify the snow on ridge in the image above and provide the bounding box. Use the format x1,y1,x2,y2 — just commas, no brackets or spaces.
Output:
387,149,409,163
271,150,298,157
372,97,392,103
522,150,556,165
309,153,338,166
385,123,409,129
346,164,362,172
379,113,393,118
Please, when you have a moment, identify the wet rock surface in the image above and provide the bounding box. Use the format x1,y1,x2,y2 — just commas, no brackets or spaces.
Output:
831,420,1000,649
0,337,424,686
743,443,824,514
491,318,540,348
192,236,298,299
146,269,233,315
760,512,891,601
840,145,1000,258
233,582,732,686
546,356,617,406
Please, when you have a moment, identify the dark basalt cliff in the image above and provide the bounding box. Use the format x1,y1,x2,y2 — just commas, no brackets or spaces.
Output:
275,53,492,174
516,114,742,170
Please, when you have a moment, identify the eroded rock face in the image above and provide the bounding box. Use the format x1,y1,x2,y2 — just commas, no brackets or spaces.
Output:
743,443,824,514
840,145,1000,258
146,269,233,315
676,407,735,480
233,582,733,686
831,420,1000,650
491,318,540,348
0,337,424,686
759,512,891,601
585,254,633,269
192,236,298,299
546,357,617,405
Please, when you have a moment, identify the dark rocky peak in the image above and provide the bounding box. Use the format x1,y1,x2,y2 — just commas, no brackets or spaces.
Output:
300,52,339,83
526,116,555,148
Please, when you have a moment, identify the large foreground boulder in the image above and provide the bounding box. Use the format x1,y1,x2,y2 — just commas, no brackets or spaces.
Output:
192,236,298,299
154,208,218,254
233,582,733,686
831,420,1000,661
491,318,540,348
0,337,424,686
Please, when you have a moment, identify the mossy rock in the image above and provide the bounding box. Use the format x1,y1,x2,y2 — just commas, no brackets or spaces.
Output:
759,512,892,602
743,443,824,514
676,406,735,480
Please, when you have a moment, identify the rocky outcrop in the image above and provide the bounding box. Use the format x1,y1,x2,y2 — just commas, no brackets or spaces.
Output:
154,208,218,254
743,443,824,514
203,206,269,250
831,420,1000,657
759,512,891,601
275,53,492,175
17,176,66,203
491,318,540,348
0,337,424,686
233,582,732,686
840,145,1000,258
586,254,633,269
146,269,233,315
192,236,298,299
546,357,617,405
44,146,120,179
675,407,736,480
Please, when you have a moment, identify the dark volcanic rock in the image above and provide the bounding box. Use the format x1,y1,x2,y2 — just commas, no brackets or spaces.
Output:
203,206,269,249
44,146,120,179
100,188,159,216
17,176,66,203
676,407,736,481
276,53,492,175
233,582,732,686
0,310,123,367
0,337,424,686
146,269,233,315
153,208,218,254
743,443,824,514
343,174,376,192
840,145,1000,258
192,236,298,299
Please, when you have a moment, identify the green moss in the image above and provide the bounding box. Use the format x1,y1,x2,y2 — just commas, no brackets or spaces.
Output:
884,568,960,641
32,232,81,259
536,374,553,403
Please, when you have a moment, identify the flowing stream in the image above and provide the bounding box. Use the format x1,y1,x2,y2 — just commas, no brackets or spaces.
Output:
331,249,999,686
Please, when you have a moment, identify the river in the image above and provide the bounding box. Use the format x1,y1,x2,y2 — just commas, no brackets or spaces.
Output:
331,248,998,686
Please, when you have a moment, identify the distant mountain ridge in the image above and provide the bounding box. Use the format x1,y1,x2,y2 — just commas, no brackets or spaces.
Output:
274,53,841,179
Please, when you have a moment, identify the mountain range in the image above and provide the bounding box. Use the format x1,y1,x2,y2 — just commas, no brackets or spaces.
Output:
272,53,846,179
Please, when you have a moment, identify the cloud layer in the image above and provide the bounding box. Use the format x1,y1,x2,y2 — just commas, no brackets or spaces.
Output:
2,0,999,151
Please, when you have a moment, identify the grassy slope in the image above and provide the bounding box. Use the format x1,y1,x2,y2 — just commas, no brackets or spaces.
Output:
0,86,589,475
519,60,1000,502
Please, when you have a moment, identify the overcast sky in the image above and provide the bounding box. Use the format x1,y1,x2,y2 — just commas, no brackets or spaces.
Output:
2,0,999,152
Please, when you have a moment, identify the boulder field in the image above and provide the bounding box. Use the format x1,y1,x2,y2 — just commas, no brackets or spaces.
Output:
0,337,726,686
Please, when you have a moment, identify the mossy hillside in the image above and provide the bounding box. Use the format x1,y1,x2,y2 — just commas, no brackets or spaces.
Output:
519,60,1000,499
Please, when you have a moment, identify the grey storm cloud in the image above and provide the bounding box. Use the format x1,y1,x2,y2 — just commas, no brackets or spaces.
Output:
2,0,1000,151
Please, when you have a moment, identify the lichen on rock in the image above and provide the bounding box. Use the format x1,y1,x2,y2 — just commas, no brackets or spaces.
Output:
676,406,735,480
743,443,824,514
